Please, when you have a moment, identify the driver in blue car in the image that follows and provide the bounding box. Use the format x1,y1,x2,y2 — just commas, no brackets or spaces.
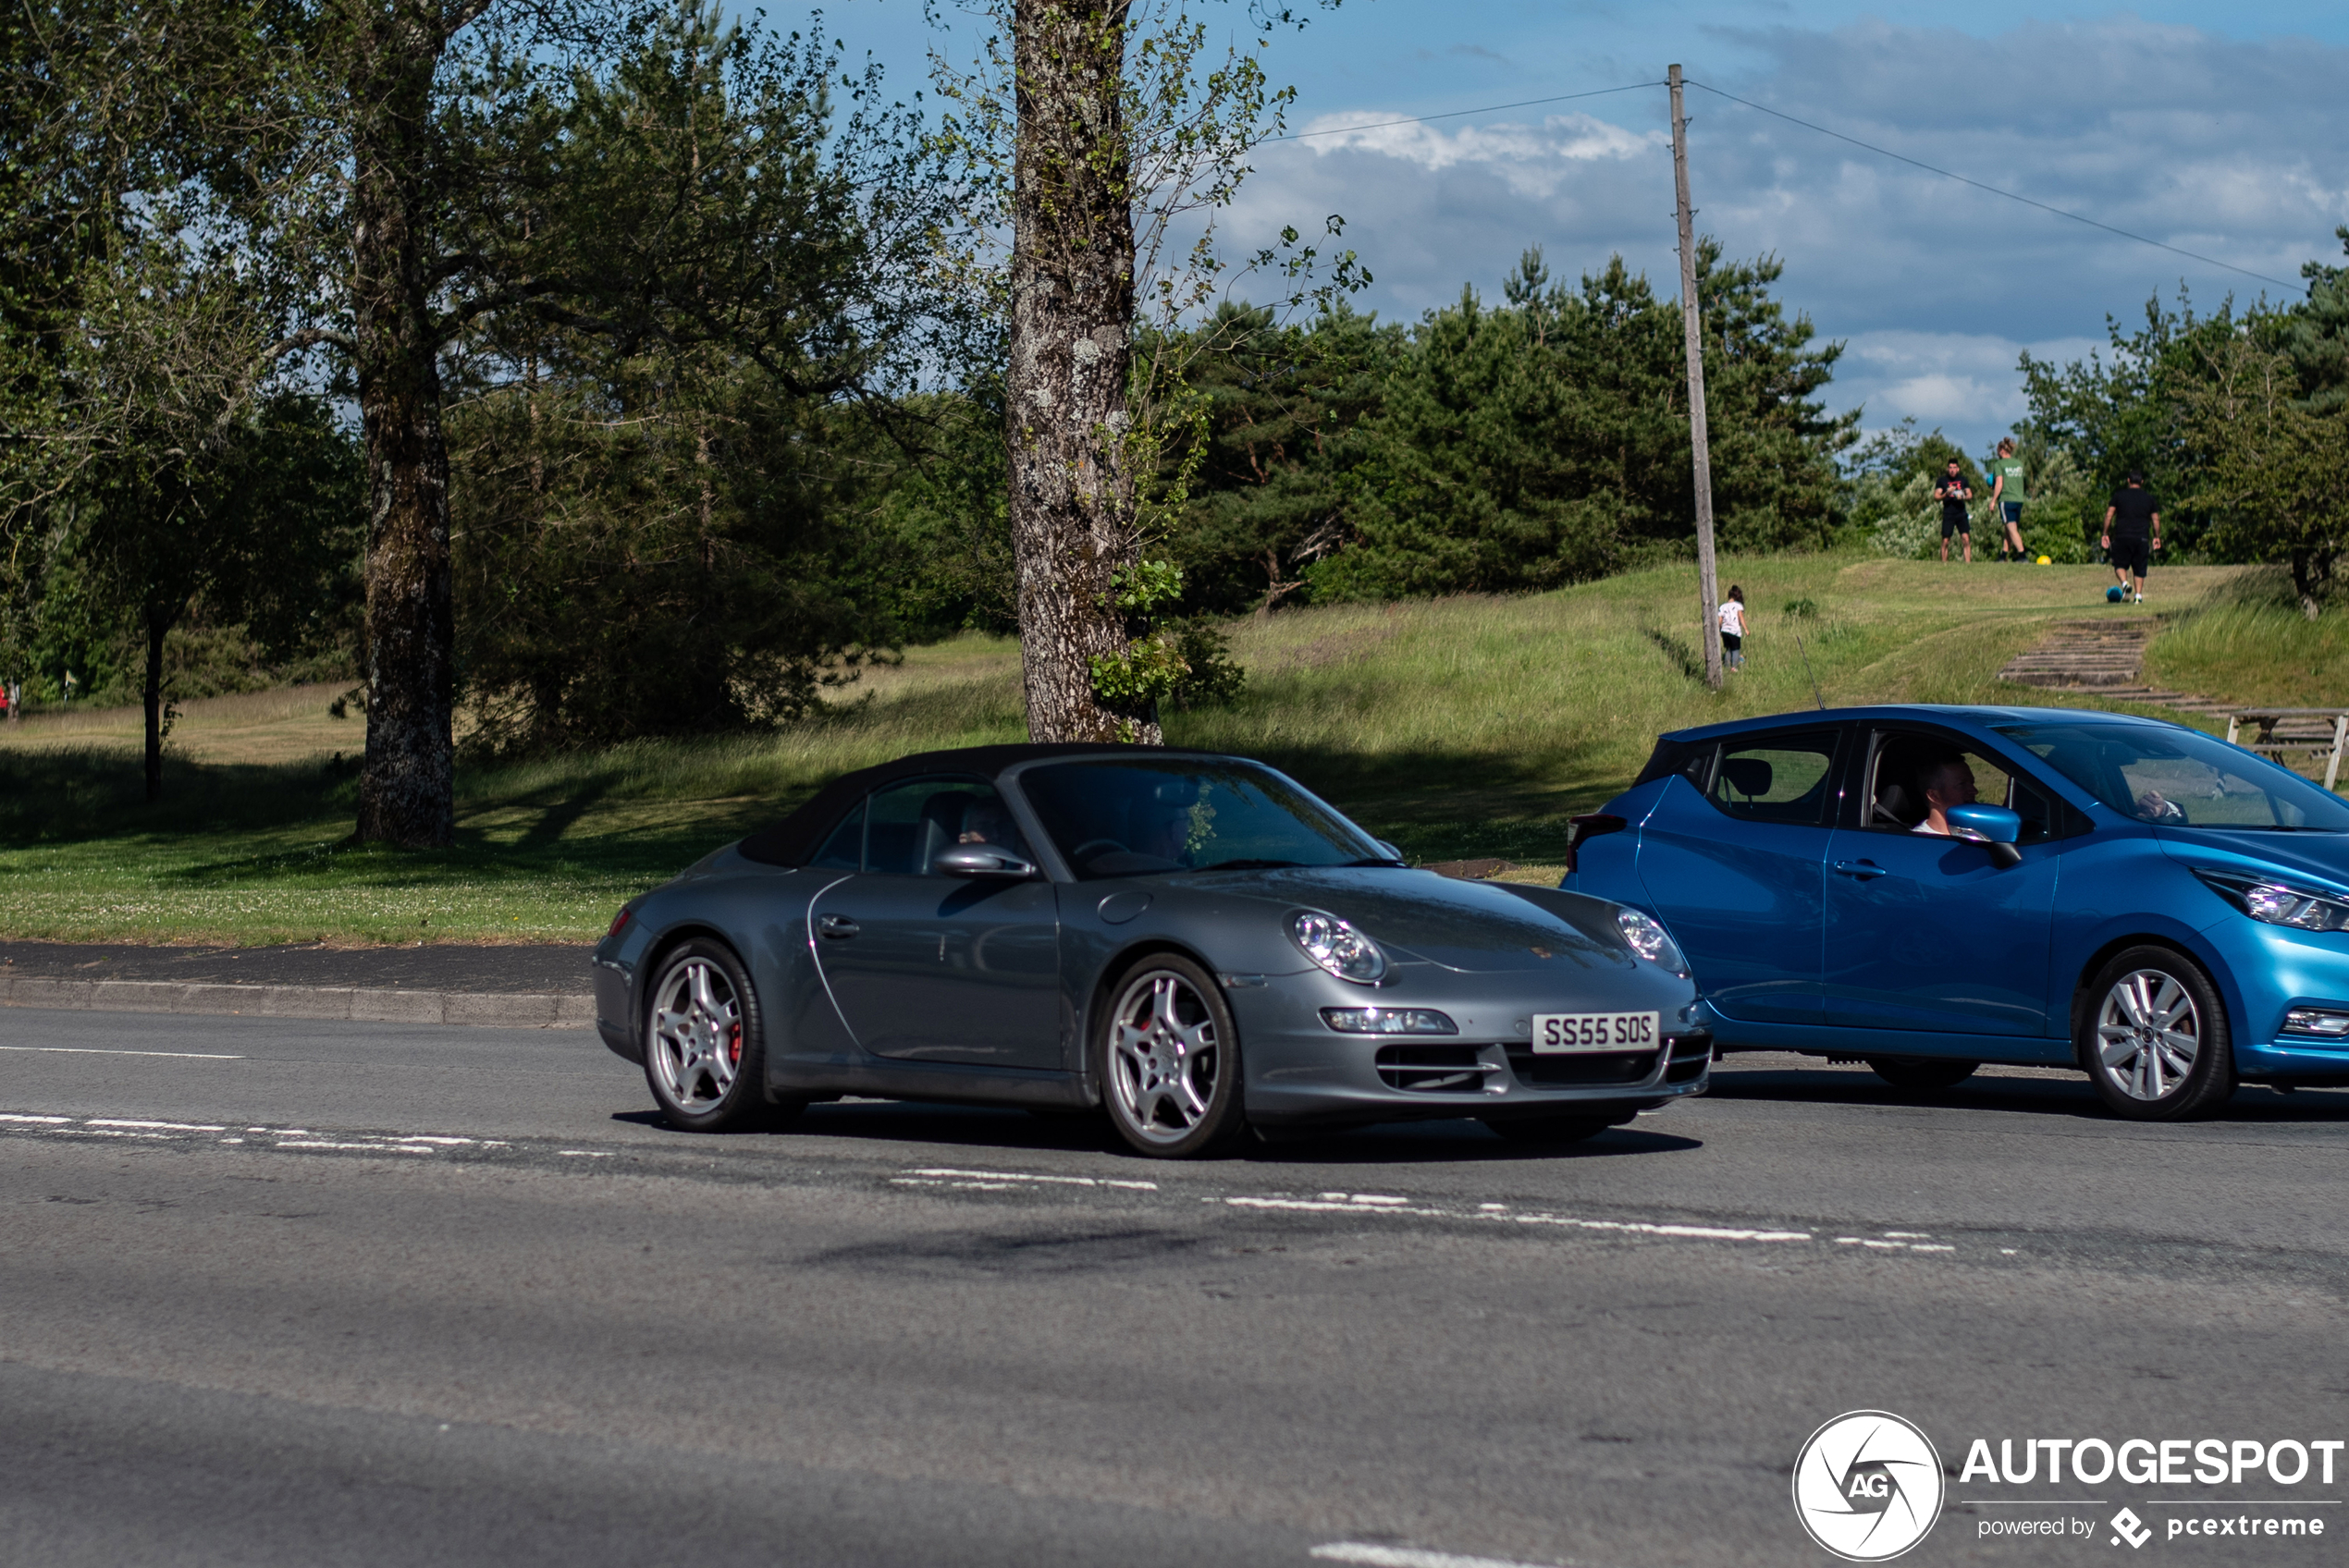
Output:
1911,753,1977,836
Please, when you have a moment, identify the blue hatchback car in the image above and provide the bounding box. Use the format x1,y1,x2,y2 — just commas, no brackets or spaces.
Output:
1564,704,2349,1119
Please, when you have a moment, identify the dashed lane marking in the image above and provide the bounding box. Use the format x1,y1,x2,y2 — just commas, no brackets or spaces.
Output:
0,1046,245,1059
1312,1542,1586,1568
904,1167,1159,1192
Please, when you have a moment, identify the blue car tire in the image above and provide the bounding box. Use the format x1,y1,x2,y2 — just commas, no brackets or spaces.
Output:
2078,947,2236,1121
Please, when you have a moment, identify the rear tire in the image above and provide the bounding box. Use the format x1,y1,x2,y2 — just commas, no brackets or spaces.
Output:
1865,1057,1980,1093
1096,955,1247,1158
643,938,794,1133
2078,946,2235,1121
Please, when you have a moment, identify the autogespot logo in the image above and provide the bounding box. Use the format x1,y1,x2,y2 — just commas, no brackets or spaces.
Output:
1793,1411,1947,1562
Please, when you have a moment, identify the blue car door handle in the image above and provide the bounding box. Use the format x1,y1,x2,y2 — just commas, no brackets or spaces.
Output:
818,914,860,938
1832,860,1888,880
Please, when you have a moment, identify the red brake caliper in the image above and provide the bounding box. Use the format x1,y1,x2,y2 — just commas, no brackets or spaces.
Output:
728,1023,742,1066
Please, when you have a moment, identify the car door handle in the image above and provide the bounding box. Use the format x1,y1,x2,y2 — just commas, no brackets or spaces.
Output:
1832,860,1888,880
817,914,860,938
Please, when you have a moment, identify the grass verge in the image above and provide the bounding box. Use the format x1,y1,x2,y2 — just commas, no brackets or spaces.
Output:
0,555,2269,944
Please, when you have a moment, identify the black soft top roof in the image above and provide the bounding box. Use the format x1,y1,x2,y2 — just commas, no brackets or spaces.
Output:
737,741,1224,866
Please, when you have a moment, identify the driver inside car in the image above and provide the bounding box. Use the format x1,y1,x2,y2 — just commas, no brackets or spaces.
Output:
957,799,1027,852
1910,753,1977,836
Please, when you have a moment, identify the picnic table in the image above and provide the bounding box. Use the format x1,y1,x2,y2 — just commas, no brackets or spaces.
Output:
2224,709,2349,791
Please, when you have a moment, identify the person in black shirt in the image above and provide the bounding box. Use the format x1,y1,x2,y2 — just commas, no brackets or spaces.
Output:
2101,471,2161,604
1934,459,1973,564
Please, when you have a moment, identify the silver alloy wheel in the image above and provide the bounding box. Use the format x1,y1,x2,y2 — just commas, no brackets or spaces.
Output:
1107,969,1221,1145
649,957,743,1114
2095,967,2201,1100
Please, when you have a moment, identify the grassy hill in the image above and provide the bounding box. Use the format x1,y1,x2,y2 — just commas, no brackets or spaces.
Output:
2,554,2337,946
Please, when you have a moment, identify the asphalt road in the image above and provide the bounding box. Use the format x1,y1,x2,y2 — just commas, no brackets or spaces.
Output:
4,1007,2346,1568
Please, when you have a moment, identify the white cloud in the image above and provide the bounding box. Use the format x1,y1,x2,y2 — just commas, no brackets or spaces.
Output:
1296,111,1662,197
1214,15,2349,450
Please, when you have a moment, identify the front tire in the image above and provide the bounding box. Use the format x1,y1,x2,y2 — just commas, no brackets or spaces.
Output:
1097,955,1246,1158
2079,947,2235,1121
1865,1057,1980,1093
643,939,793,1133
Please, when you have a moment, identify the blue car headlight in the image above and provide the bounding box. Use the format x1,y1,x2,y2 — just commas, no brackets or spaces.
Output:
2196,869,2349,932
1616,909,1689,976
1288,910,1388,984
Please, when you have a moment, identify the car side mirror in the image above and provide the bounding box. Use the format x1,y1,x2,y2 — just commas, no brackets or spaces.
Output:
932,845,1039,879
1373,839,1404,863
1945,804,2023,867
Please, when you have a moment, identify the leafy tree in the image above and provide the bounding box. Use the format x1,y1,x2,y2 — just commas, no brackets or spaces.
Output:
2016,290,2258,559
2183,335,2349,618
443,6,965,752
2279,226,2349,416
1163,300,1400,614
1310,241,1851,599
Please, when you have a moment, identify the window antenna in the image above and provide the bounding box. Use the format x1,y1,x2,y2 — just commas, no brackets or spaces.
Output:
1793,629,1826,711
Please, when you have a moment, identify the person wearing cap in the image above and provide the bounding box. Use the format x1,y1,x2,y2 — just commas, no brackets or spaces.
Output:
1986,438,2028,562
2101,471,2161,604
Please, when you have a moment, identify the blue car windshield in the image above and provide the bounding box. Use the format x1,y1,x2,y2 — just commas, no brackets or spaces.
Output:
1996,722,2349,831
1018,759,1390,878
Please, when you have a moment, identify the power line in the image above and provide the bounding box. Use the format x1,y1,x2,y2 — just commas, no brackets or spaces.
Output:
1684,79,2300,291
1266,81,1666,141
1264,73,2303,291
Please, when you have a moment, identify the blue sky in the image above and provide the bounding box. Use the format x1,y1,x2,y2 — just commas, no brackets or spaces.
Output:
827,3,2349,456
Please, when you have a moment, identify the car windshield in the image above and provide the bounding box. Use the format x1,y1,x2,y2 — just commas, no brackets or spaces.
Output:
1995,722,2349,831
1017,758,1389,879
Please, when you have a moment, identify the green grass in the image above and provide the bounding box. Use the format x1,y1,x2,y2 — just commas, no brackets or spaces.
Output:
0,554,2282,945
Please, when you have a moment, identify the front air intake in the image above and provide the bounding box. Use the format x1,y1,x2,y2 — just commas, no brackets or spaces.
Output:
1375,1044,1503,1092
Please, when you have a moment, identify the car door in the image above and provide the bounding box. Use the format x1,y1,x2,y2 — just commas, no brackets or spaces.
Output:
1635,726,1847,1024
1820,728,2060,1039
807,777,1064,1069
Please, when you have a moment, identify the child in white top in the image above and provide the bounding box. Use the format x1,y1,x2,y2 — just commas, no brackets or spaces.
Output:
1718,585,1747,670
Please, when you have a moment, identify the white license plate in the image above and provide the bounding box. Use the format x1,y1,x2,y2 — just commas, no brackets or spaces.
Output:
1531,1011,1660,1054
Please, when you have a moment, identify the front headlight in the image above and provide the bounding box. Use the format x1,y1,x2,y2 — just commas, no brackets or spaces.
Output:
1616,908,1689,976
2196,869,2349,932
1288,909,1388,984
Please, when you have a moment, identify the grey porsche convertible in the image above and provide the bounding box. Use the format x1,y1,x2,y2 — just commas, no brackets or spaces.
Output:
592,744,1711,1158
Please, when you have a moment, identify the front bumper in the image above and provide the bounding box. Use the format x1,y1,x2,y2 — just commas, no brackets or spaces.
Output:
1229,965,1711,1127
2204,917,2349,1084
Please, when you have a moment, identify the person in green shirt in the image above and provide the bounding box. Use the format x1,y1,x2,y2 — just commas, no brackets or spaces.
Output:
1986,438,2028,562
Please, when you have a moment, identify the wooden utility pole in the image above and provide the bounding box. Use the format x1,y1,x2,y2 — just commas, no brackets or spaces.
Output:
1668,64,1723,692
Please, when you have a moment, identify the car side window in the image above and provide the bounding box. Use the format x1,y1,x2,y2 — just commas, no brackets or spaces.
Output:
1705,730,1840,827
862,778,1031,875
807,802,865,869
1865,732,2047,841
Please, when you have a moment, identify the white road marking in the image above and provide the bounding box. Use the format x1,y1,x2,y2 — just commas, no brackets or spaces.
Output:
88,1118,228,1133
558,1150,614,1158
0,1046,244,1059
275,1140,436,1154
1313,1542,1578,1568
0,1113,70,1124
1229,1195,1813,1244
904,1167,1159,1192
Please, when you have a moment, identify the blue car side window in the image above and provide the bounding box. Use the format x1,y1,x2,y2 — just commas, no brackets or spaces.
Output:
1704,731,1839,827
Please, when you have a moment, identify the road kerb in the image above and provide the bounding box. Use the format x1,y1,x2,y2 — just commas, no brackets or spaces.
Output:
0,974,591,1029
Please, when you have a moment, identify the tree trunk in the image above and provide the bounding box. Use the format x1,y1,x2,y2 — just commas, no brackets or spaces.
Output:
350,17,456,846
141,606,167,803
1007,0,1148,743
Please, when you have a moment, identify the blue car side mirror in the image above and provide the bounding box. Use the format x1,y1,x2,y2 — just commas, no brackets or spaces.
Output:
1945,804,2023,867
